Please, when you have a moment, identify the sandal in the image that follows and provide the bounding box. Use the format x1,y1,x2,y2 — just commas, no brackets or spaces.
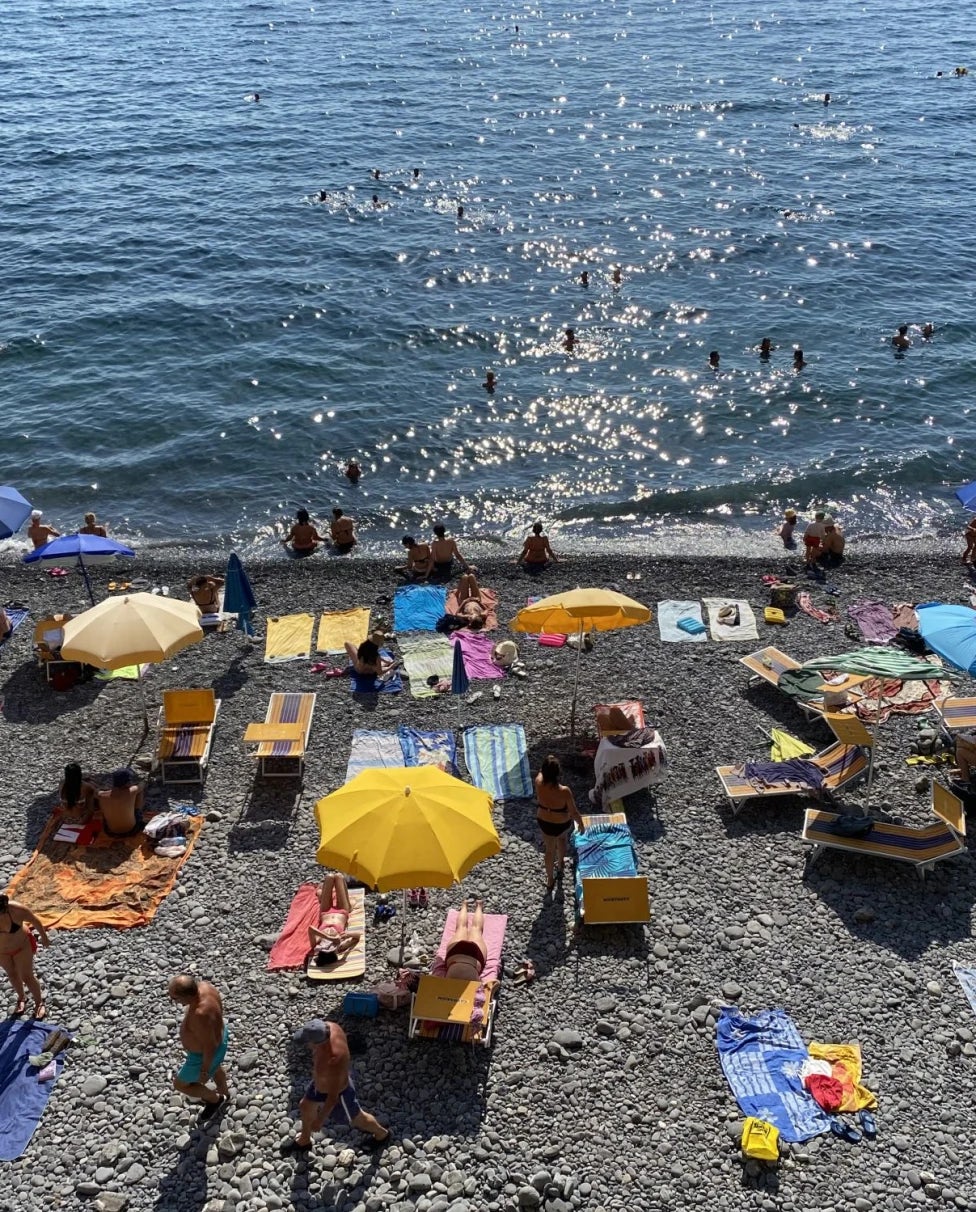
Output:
13,997,26,1017
408,889,420,909
858,1110,877,1139
33,1002,46,1022
829,1118,861,1144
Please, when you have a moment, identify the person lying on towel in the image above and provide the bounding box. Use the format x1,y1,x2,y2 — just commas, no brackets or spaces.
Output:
443,899,489,982
455,572,488,630
307,875,361,969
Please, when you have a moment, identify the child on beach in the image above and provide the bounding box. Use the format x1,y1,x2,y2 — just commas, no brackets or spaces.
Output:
963,517,976,565
803,511,827,565
779,509,798,548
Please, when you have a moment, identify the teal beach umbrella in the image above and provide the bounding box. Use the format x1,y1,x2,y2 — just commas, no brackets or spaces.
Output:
223,551,257,636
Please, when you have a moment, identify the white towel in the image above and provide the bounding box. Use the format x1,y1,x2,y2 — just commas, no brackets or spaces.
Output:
657,600,707,643
703,598,760,643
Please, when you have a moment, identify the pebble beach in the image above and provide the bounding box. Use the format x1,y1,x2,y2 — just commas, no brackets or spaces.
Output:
1,547,976,1212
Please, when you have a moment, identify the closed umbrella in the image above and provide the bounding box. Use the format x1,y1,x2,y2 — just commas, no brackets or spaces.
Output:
511,588,651,736
0,486,32,539
315,766,499,962
450,638,469,721
916,603,976,677
23,533,135,605
223,551,257,636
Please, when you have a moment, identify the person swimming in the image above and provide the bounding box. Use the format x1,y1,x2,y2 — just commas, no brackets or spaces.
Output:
457,203,464,218
892,324,911,351
793,348,807,370
345,459,362,484
580,270,589,287
708,350,720,370
564,327,577,351
759,337,773,358
483,370,496,392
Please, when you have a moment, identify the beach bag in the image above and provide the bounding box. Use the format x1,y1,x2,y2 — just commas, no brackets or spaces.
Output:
769,584,797,611
764,607,786,626
834,814,873,838
374,981,411,1011
538,633,566,647
741,1117,780,1162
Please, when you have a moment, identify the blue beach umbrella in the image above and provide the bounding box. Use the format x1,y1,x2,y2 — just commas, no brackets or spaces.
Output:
223,551,257,636
23,533,136,605
955,481,976,512
916,602,976,677
450,638,469,721
0,486,33,539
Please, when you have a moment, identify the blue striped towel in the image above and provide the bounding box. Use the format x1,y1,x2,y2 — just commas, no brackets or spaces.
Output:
345,730,406,782
462,725,532,801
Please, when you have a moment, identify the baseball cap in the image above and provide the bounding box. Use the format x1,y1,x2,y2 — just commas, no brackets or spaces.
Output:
292,1019,331,1045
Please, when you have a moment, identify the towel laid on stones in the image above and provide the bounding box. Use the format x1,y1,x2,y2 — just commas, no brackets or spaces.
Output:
657,600,707,643
398,727,458,774
703,598,759,642
450,630,503,679
394,585,447,632
0,608,28,648
264,613,315,663
463,725,532,801
268,883,320,971
399,634,454,698
848,599,898,644
345,730,406,782
0,1018,70,1161
317,607,370,654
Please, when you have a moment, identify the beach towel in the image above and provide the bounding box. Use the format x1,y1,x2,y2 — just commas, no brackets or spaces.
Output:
463,725,532,801
394,585,447,632
306,887,366,982
398,727,458,774
399,634,454,698
770,730,815,761
0,1018,70,1161
657,600,707,643
892,602,919,632
854,677,947,723
848,600,898,644
349,650,402,695
268,883,320,970
953,962,976,1019
94,664,143,681
716,1007,832,1142
264,613,315,663
317,607,370,654
444,587,499,631
572,821,638,910
6,810,203,930
345,730,406,782
703,598,759,642
797,591,836,624
0,608,28,648
450,630,503,679
807,1042,877,1112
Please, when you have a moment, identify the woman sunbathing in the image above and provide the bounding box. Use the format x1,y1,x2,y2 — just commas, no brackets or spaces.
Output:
443,899,488,981
454,572,487,629
307,874,361,969
59,762,97,818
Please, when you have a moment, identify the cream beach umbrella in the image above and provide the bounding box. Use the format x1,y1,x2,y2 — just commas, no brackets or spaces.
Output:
60,593,204,729
511,588,651,736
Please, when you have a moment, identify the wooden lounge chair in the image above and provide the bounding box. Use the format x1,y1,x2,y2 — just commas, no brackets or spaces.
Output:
934,696,976,736
244,691,316,779
716,741,869,815
802,784,966,880
33,613,80,684
739,646,866,721
156,689,221,784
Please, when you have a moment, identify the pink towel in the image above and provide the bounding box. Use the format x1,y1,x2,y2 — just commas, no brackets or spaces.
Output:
450,630,504,679
431,909,508,981
268,884,320,970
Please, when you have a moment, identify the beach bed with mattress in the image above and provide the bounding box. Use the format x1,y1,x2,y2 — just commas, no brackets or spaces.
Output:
571,813,651,926
156,689,221,784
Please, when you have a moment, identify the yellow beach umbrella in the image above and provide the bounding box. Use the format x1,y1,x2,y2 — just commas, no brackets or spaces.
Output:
511,587,651,735
316,766,500,963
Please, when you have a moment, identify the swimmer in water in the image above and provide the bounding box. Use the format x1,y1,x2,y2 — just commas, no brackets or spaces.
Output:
892,324,911,351
413,168,420,179
457,203,464,219
253,92,260,102
372,169,380,180
580,270,589,287
317,190,328,203
708,350,720,371
922,322,934,340
564,327,577,352
759,337,773,359
483,371,496,392
612,266,622,285
345,459,362,485
793,348,807,371
824,92,831,105
372,194,382,208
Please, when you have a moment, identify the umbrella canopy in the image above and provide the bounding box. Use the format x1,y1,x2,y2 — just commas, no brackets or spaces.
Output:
224,551,257,636
955,481,976,512
314,766,499,891
916,603,976,676
23,533,136,605
0,486,32,539
60,593,203,669
511,587,651,635
799,648,944,680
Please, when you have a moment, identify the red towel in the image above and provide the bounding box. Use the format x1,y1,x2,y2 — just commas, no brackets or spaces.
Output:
268,884,320,970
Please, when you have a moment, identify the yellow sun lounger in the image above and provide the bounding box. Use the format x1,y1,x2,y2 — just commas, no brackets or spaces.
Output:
156,689,221,784
802,784,966,880
934,696,976,735
244,691,316,779
716,741,869,815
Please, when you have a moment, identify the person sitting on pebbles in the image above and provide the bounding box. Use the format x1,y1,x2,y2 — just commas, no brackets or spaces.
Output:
281,509,324,556
307,874,361,970
400,535,432,581
344,638,395,679
187,574,224,614
97,767,146,837
329,508,357,554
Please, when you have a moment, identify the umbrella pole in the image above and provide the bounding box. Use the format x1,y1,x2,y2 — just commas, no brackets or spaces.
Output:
398,888,408,966
79,554,95,606
865,684,884,808
139,668,150,740
570,620,583,739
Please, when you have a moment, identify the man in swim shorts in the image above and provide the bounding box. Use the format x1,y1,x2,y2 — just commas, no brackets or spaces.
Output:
803,511,827,565
169,974,229,1119
289,1019,389,1151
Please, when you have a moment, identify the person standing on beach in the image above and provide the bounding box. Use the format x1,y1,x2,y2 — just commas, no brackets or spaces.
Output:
803,511,827,565
288,1020,389,1152
27,510,59,549
0,893,50,1020
169,974,229,1120
962,516,976,565
779,508,798,548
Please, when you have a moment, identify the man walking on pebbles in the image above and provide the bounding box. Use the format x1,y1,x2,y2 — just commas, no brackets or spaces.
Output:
288,1019,389,1152
168,974,230,1120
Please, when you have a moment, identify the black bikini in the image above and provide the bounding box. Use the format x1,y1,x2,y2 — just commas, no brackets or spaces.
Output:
537,796,572,837
1,913,22,934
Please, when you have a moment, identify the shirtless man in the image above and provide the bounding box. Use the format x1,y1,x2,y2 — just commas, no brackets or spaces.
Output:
516,522,557,570
430,524,468,579
27,510,60,549
330,509,357,554
79,512,107,537
169,974,229,1119
188,574,224,613
289,1020,389,1150
97,768,146,836
400,536,432,581
892,324,911,351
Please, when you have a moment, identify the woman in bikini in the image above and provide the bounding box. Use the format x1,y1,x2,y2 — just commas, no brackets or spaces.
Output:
454,572,487,629
443,899,489,981
0,894,50,1020
535,754,584,894
281,509,323,556
516,522,557,571
59,762,97,818
307,875,361,969
343,638,395,678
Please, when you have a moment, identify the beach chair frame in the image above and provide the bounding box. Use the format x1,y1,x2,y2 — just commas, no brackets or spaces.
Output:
739,645,866,721
407,976,500,1049
244,692,316,780
716,741,868,816
156,689,221,784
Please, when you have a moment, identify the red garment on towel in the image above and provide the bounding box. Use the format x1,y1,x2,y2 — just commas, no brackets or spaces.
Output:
805,1073,844,1113
268,884,320,970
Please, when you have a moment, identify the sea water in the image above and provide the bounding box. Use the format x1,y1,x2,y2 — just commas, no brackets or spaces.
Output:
2,0,974,557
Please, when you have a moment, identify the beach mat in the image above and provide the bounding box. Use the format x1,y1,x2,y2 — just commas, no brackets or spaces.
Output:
264,613,315,663
450,630,503,679
445,587,499,631
398,726,457,774
0,1018,70,1161
463,725,532,801
400,634,454,698
346,730,406,782
306,888,366,982
657,600,707,643
94,664,144,681
349,649,403,695
394,585,447,632
703,598,760,642
0,608,28,648
317,607,370,654
6,811,203,930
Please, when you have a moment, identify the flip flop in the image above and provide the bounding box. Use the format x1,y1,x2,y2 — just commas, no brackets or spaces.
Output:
366,1129,391,1150
199,1095,226,1122
829,1118,861,1144
417,888,429,908
858,1110,877,1139
408,889,420,909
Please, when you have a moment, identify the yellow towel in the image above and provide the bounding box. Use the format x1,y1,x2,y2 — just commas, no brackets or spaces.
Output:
808,1042,878,1111
770,729,815,762
305,888,366,982
264,614,315,663
317,607,371,654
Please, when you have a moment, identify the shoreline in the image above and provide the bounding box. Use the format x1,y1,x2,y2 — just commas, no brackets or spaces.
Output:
1,547,975,1210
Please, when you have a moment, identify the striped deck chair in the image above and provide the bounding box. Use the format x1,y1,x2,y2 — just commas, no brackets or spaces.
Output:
244,692,316,779
739,646,865,721
934,697,976,736
716,741,868,815
156,689,221,784
803,784,966,880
